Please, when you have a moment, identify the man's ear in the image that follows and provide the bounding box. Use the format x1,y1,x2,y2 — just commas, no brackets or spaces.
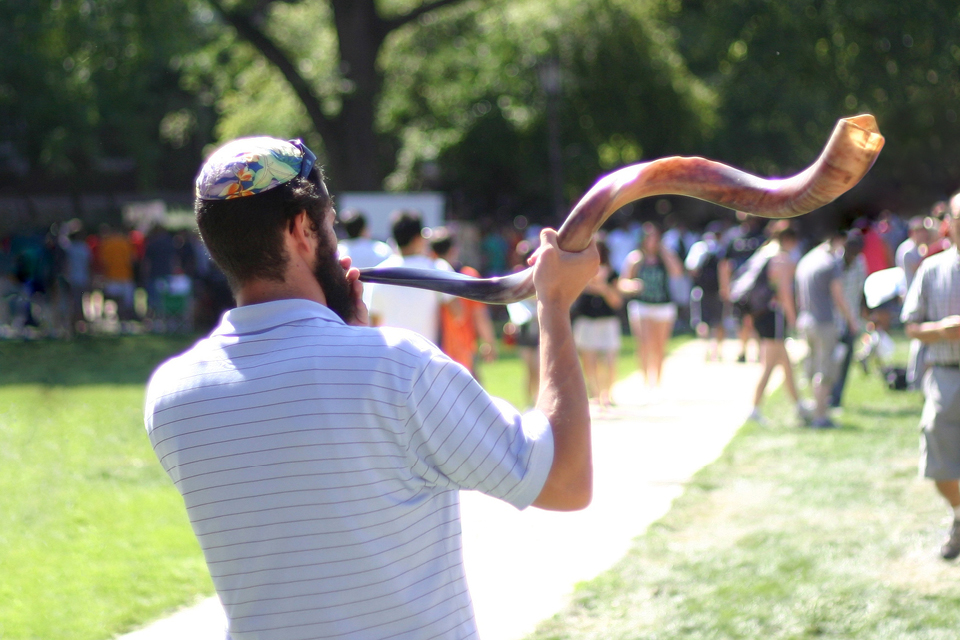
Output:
287,210,316,254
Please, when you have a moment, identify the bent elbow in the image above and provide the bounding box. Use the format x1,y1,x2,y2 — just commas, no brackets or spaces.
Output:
533,473,593,511
565,483,593,511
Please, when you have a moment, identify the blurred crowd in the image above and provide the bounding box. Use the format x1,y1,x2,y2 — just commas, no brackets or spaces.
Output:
2,202,952,416
0,220,233,338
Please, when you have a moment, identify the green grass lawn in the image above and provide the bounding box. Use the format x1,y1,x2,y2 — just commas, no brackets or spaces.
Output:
0,336,214,640
11,332,946,640
525,351,960,639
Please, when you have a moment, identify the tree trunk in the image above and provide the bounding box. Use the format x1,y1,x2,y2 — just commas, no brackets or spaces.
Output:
328,0,387,191
211,0,469,192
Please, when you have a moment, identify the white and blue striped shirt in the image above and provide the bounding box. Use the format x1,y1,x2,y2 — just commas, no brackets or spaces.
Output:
145,299,553,640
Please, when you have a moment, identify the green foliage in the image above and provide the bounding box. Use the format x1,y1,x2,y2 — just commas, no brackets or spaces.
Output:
179,1,338,156
669,0,960,211
381,0,717,219
0,0,217,191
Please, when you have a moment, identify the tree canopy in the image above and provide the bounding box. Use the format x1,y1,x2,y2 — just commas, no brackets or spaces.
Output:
3,0,960,223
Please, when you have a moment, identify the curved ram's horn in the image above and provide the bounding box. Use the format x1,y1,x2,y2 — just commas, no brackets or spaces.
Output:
359,114,884,304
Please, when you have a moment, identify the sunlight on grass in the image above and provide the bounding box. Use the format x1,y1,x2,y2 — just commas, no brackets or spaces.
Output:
0,337,213,640
0,332,680,639
525,340,960,640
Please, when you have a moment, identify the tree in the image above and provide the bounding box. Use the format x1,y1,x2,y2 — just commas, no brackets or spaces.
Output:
381,0,717,221
669,0,960,213
201,0,471,191
0,0,216,193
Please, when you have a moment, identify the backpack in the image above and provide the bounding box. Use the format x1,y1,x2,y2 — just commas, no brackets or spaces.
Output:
730,250,776,316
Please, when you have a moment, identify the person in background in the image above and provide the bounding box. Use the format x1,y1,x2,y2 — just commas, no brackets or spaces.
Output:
506,240,542,408
336,208,394,268
897,216,930,290
685,223,726,361
901,191,960,561
59,219,92,334
828,230,867,411
142,225,177,318
621,222,684,390
429,228,497,379
795,234,860,428
720,213,766,363
96,223,136,320
571,239,623,409
367,210,453,345
746,228,809,425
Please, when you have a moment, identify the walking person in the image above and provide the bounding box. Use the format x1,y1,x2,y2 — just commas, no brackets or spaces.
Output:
621,222,684,390
794,233,860,428
144,136,600,639
741,228,809,424
572,240,623,409
901,191,960,560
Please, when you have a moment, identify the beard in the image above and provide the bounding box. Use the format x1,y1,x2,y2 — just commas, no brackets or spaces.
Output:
313,230,354,323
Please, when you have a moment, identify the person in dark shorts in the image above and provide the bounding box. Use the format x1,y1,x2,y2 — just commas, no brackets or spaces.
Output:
686,224,725,360
747,228,811,425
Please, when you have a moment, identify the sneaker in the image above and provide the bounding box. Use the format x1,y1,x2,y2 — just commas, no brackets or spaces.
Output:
797,401,815,424
942,519,960,560
747,408,768,425
810,417,836,429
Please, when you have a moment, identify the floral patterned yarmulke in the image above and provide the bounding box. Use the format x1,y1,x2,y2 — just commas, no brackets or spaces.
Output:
196,137,306,200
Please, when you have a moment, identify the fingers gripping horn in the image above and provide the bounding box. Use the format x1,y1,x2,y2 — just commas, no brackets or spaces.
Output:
358,114,884,304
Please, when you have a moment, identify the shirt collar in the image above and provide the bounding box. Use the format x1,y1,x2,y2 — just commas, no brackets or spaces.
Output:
211,298,345,336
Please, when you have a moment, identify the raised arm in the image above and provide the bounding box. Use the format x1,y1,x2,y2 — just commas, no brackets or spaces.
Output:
528,229,600,511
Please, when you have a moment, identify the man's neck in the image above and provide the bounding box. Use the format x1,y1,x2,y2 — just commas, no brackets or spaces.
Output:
235,271,327,308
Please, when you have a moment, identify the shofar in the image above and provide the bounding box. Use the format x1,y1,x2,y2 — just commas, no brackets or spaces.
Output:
358,114,884,303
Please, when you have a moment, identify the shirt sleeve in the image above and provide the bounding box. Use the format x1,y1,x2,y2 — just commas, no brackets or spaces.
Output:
400,337,554,510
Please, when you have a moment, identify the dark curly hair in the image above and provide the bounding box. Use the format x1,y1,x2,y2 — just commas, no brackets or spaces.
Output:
195,168,332,292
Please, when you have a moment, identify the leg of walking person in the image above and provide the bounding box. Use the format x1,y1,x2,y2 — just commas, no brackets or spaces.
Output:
651,318,672,386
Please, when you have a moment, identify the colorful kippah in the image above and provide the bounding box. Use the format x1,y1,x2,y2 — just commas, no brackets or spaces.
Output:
195,137,316,200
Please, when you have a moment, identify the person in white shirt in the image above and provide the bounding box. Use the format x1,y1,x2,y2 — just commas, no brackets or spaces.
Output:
144,136,598,640
367,210,453,345
336,208,394,269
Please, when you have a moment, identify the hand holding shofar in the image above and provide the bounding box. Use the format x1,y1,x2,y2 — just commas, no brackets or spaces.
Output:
359,114,884,304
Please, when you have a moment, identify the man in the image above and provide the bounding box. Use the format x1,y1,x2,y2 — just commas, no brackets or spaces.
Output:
829,230,866,410
367,210,453,344
96,223,136,320
897,216,930,290
144,136,598,639
720,213,766,362
795,236,859,428
685,224,725,361
901,191,960,561
336,208,394,268
429,228,497,377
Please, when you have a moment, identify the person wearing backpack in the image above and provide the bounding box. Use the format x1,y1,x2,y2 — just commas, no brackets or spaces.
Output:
685,225,725,360
733,228,811,425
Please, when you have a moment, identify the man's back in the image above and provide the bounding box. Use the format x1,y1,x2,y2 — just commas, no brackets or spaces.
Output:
368,254,453,343
795,244,841,324
145,299,552,639
338,237,394,269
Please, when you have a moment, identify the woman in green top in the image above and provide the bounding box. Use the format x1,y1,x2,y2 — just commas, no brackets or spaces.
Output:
621,222,685,389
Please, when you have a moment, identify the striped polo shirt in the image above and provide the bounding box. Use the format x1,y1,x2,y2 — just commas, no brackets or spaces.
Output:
145,299,554,640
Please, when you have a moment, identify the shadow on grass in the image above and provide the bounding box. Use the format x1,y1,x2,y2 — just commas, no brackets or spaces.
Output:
0,335,198,386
